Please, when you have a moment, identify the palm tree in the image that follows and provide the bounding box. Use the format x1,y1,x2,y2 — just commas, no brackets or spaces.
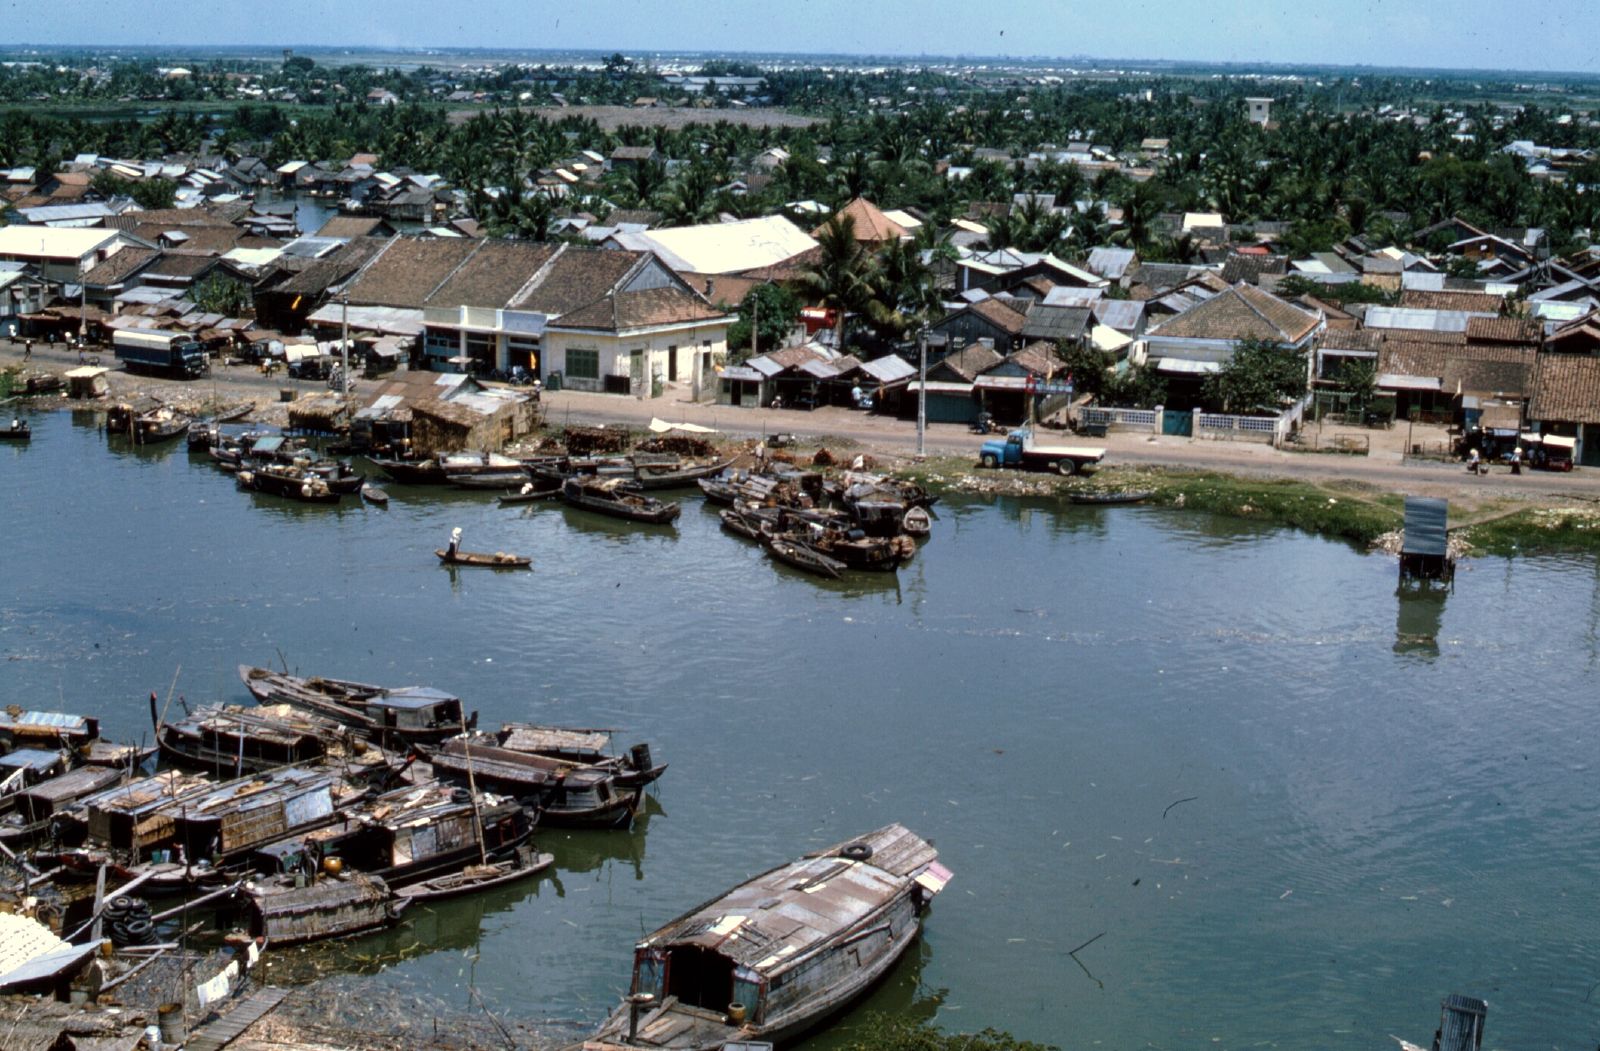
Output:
865,239,938,342
801,214,879,352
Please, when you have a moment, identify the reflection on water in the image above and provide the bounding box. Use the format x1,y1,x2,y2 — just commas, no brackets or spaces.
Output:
1394,582,1450,658
8,412,1600,1050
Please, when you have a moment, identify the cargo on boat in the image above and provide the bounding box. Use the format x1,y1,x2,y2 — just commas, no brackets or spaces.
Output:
584,824,950,1051
154,701,394,781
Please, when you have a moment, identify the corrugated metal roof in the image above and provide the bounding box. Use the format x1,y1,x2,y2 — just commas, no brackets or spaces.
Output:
859,355,916,384
1365,306,1483,333
1402,497,1449,557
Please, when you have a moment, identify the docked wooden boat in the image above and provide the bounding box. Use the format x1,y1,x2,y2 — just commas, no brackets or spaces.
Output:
0,709,103,752
437,548,532,568
449,467,531,489
1067,490,1152,505
131,408,192,444
631,457,733,490
237,464,342,503
496,725,666,790
901,505,932,536
584,824,951,1051
239,665,476,747
253,782,535,887
759,524,845,580
719,506,763,542
499,477,563,505
361,484,389,505
0,420,30,442
246,870,407,946
431,739,641,829
561,477,680,525
395,844,554,904
153,700,395,781
367,455,449,485
0,765,123,849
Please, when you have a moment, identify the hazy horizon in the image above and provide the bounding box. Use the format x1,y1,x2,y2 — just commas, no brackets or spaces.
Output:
6,0,1598,76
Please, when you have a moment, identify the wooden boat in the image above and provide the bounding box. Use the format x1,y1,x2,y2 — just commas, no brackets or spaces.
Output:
239,665,477,747
132,408,191,444
759,524,845,580
367,456,449,485
1067,490,1152,505
495,725,666,790
561,477,680,525
254,783,536,888
448,467,531,489
361,484,389,505
153,700,395,781
0,420,30,442
499,478,562,505
719,506,763,542
431,740,641,829
237,464,342,503
437,548,532,568
0,709,103,752
246,871,408,946
630,457,733,490
901,505,932,536
794,523,915,573
0,766,123,849
394,844,554,904
584,824,951,1051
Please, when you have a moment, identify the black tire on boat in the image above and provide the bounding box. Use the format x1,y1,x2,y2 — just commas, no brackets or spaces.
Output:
842,842,873,861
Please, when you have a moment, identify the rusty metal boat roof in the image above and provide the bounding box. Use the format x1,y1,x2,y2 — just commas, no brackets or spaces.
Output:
638,824,942,977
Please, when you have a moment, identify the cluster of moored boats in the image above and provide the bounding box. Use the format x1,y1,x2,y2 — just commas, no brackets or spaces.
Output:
0,666,950,1051
707,465,934,579
2,663,663,955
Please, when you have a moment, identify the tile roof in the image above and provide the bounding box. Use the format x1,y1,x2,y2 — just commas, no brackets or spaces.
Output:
1003,340,1067,375
1151,282,1319,343
553,285,725,331
424,240,560,309
818,197,907,242
1378,340,1452,379
931,342,1004,382
510,245,643,316
967,296,1028,335
1398,290,1507,312
345,236,480,307
1529,353,1600,424
1220,253,1288,285
1319,329,1384,352
271,236,390,296
1443,357,1531,397
315,215,390,239
81,246,158,286
1465,315,1541,344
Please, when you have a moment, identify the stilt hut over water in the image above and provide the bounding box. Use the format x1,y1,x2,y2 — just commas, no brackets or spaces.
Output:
1400,496,1454,583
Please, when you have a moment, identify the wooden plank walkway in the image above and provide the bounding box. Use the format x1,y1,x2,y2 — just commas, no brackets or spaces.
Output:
184,987,290,1051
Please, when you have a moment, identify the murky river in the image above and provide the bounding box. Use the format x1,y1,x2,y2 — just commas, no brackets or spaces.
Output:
3,410,1598,1049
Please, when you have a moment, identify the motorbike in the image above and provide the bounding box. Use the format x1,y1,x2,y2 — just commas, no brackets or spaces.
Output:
969,412,996,435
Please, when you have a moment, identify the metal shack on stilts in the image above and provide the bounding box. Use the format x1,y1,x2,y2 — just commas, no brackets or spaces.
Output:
1399,496,1454,584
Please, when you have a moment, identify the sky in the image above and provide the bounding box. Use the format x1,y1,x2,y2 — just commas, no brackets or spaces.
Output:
9,0,1600,74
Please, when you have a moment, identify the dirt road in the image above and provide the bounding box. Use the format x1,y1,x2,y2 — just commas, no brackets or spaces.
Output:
9,339,1595,505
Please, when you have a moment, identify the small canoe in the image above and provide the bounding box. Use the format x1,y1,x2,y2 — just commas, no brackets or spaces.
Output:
0,423,30,442
499,478,563,505
436,548,532,569
361,484,389,505
901,506,932,536
395,850,554,904
1068,490,1153,505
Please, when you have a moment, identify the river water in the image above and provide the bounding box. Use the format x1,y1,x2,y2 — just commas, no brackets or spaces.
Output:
3,410,1598,1050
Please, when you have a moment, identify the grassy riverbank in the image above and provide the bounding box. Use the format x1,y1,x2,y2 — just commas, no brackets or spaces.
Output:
895,455,1600,556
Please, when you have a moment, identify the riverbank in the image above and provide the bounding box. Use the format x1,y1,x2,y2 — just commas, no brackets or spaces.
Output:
9,343,1600,557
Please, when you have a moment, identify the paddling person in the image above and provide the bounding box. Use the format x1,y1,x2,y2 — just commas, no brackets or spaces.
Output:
446,527,462,559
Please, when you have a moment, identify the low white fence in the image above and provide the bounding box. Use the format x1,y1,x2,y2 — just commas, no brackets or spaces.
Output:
1194,393,1312,446
1079,405,1161,432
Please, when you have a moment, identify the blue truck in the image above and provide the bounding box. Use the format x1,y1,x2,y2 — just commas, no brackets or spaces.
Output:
979,428,1106,475
113,329,209,379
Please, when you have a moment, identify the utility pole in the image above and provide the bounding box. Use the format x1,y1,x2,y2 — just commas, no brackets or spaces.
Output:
917,327,927,458
79,279,87,347
340,292,351,409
